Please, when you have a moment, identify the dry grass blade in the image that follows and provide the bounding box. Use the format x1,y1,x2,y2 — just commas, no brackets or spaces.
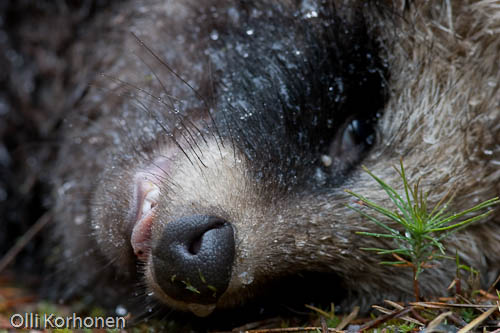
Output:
410,301,497,309
336,306,359,330
383,300,404,309
304,304,333,319
425,311,453,333
372,305,423,326
457,306,498,333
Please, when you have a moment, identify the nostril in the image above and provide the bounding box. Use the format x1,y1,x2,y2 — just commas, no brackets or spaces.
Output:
188,235,202,255
152,215,235,304
188,221,226,255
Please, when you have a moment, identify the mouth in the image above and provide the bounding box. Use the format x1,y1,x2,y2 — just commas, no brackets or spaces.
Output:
144,262,218,317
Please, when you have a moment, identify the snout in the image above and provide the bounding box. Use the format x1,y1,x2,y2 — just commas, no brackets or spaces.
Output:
152,215,235,305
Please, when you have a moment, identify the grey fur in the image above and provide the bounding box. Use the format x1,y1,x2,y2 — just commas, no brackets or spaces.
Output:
9,0,498,317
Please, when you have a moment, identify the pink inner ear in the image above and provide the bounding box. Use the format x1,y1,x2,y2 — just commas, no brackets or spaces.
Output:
130,157,171,261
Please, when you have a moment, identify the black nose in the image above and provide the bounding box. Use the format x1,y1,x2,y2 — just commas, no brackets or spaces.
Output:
152,215,235,304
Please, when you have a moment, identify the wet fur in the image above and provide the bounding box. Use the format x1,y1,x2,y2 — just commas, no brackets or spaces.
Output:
1,0,499,321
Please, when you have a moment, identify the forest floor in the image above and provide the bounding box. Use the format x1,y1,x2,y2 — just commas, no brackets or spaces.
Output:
1,268,499,332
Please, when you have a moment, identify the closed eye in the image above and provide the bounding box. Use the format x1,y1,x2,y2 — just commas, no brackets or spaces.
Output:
320,115,377,177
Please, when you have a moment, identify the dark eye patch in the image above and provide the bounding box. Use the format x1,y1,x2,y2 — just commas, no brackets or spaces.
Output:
207,3,388,190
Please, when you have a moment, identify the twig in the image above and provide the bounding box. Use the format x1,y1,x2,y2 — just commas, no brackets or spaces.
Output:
0,212,51,273
372,305,423,326
358,306,413,331
410,308,428,325
410,301,496,309
478,289,500,300
455,295,477,310
447,312,468,327
457,306,498,333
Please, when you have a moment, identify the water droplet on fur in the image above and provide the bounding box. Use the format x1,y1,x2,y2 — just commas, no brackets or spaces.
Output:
58,181,75,197
304,10,318,19
74,215,85,225
238,271,254,285
147,292,154,297
483,149,493,155
235,43,249,58
115,305,127,316
227,7,239,22
210,30,219,41
246,28,254,36
295,234,307,248
335,77,344,93
321,155,332,167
